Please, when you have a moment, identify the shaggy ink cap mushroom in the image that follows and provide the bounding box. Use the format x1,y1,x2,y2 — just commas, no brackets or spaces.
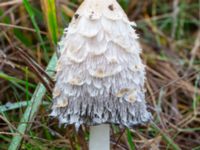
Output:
50,0,152,130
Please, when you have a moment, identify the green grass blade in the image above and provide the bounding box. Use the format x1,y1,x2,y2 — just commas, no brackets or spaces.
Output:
25,67,30,101
8,54,57,150
41,0,58,45
151,122,181,150
0,101,49,113
193,75,200,115
0,72,35,88
23,0,48,61
126,129,135,150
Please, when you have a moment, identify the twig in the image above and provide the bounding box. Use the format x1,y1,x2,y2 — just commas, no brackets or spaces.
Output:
0,0,23,7
0,23,47,35
113,128,126,149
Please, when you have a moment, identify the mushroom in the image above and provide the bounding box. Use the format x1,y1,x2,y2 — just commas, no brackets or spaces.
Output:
51,0,152,149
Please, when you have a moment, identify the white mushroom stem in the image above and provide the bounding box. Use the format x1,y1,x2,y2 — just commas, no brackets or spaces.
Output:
89,124,110,150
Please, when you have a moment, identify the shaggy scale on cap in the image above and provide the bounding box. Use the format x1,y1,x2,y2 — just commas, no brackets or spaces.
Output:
50,0,152,129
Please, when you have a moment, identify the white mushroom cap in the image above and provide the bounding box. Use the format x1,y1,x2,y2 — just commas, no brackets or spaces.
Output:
75,0,136,24
51,0,152,129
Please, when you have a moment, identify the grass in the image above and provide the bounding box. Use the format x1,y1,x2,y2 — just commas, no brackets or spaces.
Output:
0,0,200,150
8,54,57,150
126,129,136,150
40,0,58,46
22,0,49,61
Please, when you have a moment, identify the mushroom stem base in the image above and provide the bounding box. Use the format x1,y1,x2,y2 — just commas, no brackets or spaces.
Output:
89,124,110,150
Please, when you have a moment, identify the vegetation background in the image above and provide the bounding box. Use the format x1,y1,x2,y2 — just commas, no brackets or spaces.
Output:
0,0,199,150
